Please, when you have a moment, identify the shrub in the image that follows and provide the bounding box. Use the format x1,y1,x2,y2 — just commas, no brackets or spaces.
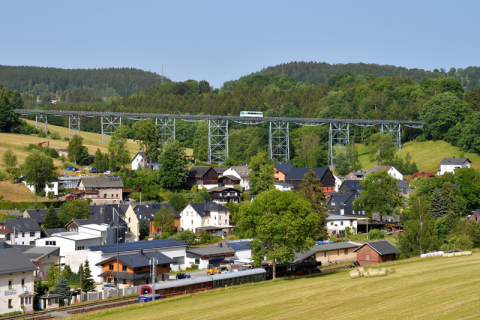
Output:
0,170,7,181
50,132,61,140
368,229,386,240
63,137,70,141
191,264,199,270
38,131,47,138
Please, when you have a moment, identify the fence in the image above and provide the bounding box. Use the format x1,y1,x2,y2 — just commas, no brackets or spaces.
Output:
76,285,142,303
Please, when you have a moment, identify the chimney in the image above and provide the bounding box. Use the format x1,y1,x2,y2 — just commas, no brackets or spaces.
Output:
140,249,144,255
35,206,38,212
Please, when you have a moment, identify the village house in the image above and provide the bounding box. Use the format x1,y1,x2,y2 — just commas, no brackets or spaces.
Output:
344,171,366,181
274,164,294,182
467,209,480,223
0,218,41,245
187,166,219,189
207,187,242,204
21,246,61,281
338,180,362,194
353,240,400,266
295,242,361,265
185,246,235,270
96,250,175,286
42,228,67,237
179,202,231,235
284,167,336,195
66,219,89,232
274,182,295,191
217,174,240,187
367,165,403,179
439,157,471,175
76,176,128,204
23,207,61,228
131,152,161,171
0,243,37,315
222,166,252,191
221,240,253,262
326,214,357,236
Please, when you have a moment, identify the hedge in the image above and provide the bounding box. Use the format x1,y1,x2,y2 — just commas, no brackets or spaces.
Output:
0,201,64,210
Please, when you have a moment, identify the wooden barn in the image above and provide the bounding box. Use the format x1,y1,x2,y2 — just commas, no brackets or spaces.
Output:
352,240,400,266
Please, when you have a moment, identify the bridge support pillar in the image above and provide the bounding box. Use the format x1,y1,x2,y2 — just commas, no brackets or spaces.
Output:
36,114,48,135
208,119,228,163
269,121,290,164
101,116,121,143
155,118,175,144
381,123,401,150
68,115,81,137
328,122,349,166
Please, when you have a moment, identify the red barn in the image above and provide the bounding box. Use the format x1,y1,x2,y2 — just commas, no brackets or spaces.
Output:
353,240,400,266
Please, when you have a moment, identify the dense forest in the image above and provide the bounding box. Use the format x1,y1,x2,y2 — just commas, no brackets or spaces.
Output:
233,61,480,90
0,65,171,107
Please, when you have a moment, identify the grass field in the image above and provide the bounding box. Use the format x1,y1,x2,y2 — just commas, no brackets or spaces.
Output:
358,140,480,174
71,252,480,320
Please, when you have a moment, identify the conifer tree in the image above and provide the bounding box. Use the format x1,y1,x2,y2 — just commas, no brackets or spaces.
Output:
53,276,71,305
429,188,446,220
81,260,95,292
44,205,62,229
441,182,457,214
139,219,149,240
299,170,327,240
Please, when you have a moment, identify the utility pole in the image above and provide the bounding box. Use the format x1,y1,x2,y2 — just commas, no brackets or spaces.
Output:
114,208,120,297
150,257,157,294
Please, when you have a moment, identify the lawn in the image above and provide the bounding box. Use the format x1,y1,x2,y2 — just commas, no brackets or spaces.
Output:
71,252,480,320
0,180,54,202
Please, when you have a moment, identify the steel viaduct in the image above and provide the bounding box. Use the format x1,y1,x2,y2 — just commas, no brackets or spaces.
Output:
14,109,423,166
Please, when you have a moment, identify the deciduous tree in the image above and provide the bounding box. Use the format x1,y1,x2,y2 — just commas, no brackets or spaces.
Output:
108,125,131,170
153,206,176,236
67,135,84,165
133,119,161,170
21,153,57,204
368,133,396,165
58,200,91,225
2,149,17,169
169,193,188,212
248,152,275,195
139,219,149,240
158,139,188,189
298,170,327,240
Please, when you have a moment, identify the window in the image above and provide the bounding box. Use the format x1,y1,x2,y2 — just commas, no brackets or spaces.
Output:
30,232,35,237
30,241,35,245
366,254,370,261
128,218,131,223
340,221,343,226
8,280,12,289
8,299,12,308
122,266,127,271
173,256,185,265
324,252,327,257
76,246,84,250
21,278,25,287
22,232,25,237
109,264,114,270
344,249,348,255
191,220,193,225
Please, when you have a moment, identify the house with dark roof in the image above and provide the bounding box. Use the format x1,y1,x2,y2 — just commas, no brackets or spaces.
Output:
42,228,67,237
66,219,89,232
179,202,231,235
124,203,180,241
23,207,61,227
186,246,235,269
76,176,126,204
22,246,61,281
353,240,400,266
218,174,240,187
96,250,175,286
295,242,361,264
439,157,471,175
0,218,41,245
222,166,252,191
344,171,366,181
339,180,362,194
187,166,219,189
207,186,242,204
221,240,253,261
131,152,161,171
214,168,228,175
284,167,336,194
0,246,37,314
274,164,294,182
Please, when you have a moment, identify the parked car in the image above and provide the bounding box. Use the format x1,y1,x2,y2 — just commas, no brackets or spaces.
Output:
66,166,75,171
105,170,112,175
90,168,98,173
176,273,191,280
99,170,105,173
102,284,117,291
85,166,92,170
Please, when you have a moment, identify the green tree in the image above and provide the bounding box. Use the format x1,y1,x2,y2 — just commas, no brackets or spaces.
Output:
139,219,149,240
368,133,396,165
171,230,197,245
193,190,211,203
108,125,131,171
441,182,457,214
353,171,404,239
53,276,71,305
2,149,17,169
93,148,108,171
21,153,57,204
0,85,21,133
133,119,161,170
169,193,188,212
58,200,91,225
158,139,188,189
67,135,84,165
298,170,327,240
421,92,469,141
453,168,480,212
248,152,275,196
458,112,480,153
236,189,319,280
295,134,320,167
193,121,208,161
429,189,446,220
43,205,62,229
46,263,61,287
81,260,95,292
77,146,90,166
36,278,49,296
398,196,438,258
153,206,176,235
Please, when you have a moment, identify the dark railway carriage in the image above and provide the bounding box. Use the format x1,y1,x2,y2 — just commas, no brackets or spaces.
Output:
140,276,213,297
210,268,266,288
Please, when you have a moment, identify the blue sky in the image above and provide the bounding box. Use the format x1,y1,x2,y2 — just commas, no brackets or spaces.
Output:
1,1,479,88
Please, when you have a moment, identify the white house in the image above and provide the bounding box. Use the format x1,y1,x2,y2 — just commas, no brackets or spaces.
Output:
326,214,357,236
367,165,403,180
131,152,161,171
334,175,343,192
185,246,235,270
179,202,231,234
23,181,58,197
223,240,252,261
0,243,37,315
0,218,41,246
439,157,471,175
274,183,294,191
222,166,252,190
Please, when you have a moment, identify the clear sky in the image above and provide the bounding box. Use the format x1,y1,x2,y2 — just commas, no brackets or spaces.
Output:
1,0,479,88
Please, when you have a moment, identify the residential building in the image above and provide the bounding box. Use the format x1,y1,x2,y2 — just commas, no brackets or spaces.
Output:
334,174,343,192
218,174,240,187
467,209,480,223
295,242,361,265
367,166,403,180
407,172,435,184
76,176,126,204
353,240,400,266
222,240,252,261
187,166,219,189
274,164,294,182
0,218,41,245
42,228,67,237
185,246,235,270
213,168,227,176
338,180,362,194
22,246,61,281
179,202,231,234
326,214,357,236
222,166,252,191
23,207,61,228
0,243,36,315
131,152,161,171
57,174,81,189
124,203,180,241
56,148,69,157
96,250,174,286
65,219,89,232
207,187,242,204
344,171,366,180
274,182,295,191
284,167,336,195
439,157,471,175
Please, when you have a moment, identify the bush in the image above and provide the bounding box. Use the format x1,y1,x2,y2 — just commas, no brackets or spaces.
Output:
38,131,47,138
368,229,386,240
63,137,70,141
50,132,61,140
191,264,199,270
0,170,7,181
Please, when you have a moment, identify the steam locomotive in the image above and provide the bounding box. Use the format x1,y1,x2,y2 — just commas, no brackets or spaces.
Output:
263,260,322,280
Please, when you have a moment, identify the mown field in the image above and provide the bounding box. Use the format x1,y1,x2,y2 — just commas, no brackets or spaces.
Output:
71,252,480,320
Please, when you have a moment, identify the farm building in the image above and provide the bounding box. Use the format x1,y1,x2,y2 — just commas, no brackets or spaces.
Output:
295,242,361,265
353,240,400,266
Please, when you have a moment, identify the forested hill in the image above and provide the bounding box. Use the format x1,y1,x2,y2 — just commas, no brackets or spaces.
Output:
0,65,171,105
234,61,480,90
